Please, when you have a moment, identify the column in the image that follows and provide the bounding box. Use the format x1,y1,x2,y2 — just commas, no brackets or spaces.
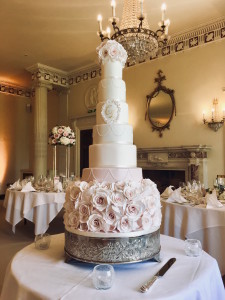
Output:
33,82,52,179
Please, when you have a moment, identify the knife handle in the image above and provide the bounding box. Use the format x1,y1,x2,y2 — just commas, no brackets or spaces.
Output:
139,275,158,293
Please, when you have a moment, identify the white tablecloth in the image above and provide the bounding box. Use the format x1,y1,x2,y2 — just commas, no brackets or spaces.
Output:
161,200,225,275
1,234,224,300
3,189,65,235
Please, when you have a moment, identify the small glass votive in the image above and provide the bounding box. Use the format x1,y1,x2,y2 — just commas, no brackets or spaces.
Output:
92,264,115,290
184,239,202,257
35,233,51,250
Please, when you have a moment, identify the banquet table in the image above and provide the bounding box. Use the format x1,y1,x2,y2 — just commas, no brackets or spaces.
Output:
3,189,65,235
1,234,224,300
161,199,225,275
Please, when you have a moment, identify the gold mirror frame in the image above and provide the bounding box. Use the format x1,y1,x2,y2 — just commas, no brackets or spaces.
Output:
145,70,176,137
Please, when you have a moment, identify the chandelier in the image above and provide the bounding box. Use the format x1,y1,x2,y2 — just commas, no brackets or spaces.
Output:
97,0,170,66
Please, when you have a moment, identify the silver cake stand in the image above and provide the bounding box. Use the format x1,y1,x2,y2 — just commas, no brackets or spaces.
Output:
64,229,161,264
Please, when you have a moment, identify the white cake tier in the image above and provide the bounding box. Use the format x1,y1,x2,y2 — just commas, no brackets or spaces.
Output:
82,167,142,183
93,124,133,144
102,60,123,79
89,144,137,168
96,101,128,125
98,78,126,103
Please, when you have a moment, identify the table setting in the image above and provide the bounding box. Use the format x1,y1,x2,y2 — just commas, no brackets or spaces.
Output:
1,233,225,300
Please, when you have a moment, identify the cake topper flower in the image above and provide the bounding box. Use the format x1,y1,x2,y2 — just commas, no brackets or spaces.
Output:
101,99,121,124
49,126,76,146
96,40,127,67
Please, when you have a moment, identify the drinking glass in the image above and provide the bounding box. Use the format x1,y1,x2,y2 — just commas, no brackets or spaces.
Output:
92,264,115,290
184,239,202,257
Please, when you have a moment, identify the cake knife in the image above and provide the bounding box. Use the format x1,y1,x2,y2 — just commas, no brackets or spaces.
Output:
139,257,176,293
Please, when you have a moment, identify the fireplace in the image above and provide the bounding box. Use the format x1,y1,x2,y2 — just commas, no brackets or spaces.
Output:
143,169,185,193
138,145,211,189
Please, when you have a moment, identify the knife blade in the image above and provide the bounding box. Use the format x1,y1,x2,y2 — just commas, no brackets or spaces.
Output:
139,257,176,293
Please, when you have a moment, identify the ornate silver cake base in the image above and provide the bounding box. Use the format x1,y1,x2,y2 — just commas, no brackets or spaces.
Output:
64,229,161,264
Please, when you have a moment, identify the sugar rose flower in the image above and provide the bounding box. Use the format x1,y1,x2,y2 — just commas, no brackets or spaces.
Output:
111,191,126,207
113,181,126,193
151,210,162,227
117,216,133,233
79,204,90,223
67,211,80,229
104,206,120,225
140,211,153,231
123,185,138,200
69,185,81,202
125,201,144,221
87,213,105,232
79,181,90,192
93,189,110,211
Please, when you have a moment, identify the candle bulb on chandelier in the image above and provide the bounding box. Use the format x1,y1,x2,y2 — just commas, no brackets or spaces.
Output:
212,108,215,120
97,14,103,33
165,19,170,35
161,3,167,22
106,27,111,39
203,111,205,122
140,0,144,18
111,0,116,18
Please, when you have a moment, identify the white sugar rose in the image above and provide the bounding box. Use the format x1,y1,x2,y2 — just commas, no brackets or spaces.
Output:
140,211,153,231
123,185,138,200
67,211,80,229
81,186,95,203
125,201,144,221
79,181,90,192
92,189,110,211
87,213,105,232
151,209,162,227
113,181,126,193
117,216,133,233
79,204,90,223
60,136,70,145
111,191,126,207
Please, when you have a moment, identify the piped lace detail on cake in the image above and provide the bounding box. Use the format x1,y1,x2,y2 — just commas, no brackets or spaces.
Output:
83,168,141,183
101,99,121,124
94,124,131,138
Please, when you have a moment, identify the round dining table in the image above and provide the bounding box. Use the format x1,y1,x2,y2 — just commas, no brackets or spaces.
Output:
3,189,65,235
1,233,224,300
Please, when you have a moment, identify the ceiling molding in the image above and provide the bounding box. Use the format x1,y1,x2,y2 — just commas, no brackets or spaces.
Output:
0,81,32,98
26,17,225,88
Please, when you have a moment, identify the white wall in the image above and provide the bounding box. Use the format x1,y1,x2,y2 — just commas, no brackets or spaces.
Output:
68,39,225,188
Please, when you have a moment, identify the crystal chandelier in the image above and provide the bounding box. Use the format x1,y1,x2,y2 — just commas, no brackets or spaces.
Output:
97,0,170,66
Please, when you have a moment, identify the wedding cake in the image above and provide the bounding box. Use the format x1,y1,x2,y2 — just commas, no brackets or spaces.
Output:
64,40,161,264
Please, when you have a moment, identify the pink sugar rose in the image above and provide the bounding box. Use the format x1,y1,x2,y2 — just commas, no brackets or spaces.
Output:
111,191,126,207
117,216,133,233
125,201,144,221
79,181,89,192
87,213,105,232
104,206,120,225
123,185,138,200
113,181,126,193
92,189,110,211
79,204,90,223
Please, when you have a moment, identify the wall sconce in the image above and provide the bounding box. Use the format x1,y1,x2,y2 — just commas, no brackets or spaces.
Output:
203,98,225,132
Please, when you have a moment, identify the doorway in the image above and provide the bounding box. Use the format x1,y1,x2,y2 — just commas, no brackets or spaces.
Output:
80,129,93,177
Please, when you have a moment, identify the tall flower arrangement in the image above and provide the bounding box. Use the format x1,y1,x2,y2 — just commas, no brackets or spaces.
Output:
49,126,75,146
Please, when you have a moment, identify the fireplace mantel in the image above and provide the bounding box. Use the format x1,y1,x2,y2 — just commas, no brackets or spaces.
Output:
137,145,211,188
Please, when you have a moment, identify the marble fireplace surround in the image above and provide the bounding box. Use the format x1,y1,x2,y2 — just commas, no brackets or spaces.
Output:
137,145,211,188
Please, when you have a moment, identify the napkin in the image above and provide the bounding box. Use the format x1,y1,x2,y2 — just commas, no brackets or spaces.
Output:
54,181,63,192
21,181,36,192
206,190,223,209
167,187,188,204
9,179,22,190
161,185,174,198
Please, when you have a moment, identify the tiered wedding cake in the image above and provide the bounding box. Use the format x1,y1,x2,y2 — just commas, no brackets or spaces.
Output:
64,40,161,264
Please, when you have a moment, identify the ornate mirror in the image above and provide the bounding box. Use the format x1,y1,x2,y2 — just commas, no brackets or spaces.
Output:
145,70,176,137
